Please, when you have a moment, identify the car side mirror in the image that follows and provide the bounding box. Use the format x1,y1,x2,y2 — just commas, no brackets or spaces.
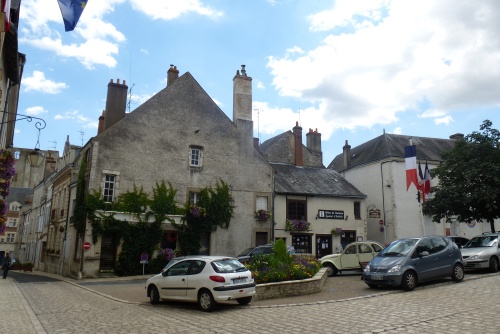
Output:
420,251,430,257
162,271,168,277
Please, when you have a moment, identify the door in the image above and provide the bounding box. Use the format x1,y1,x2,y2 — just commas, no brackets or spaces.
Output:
99,234,117,270
159,260,191,298
413,238,435,281
340,230,356,249
316,235,332,258
358,243,376,264
340,243,359,269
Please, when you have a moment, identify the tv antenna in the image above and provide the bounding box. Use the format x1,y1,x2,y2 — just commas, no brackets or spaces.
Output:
127,83,135,113
253,108,264,142
48,140,57,151
78,130,85,146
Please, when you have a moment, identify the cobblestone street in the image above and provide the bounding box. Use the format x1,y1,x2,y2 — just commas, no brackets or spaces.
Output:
2,272,499,333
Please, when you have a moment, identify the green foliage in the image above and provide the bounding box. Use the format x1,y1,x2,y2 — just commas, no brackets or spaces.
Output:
245,254,321,284
273,239,292,265
173,179,234,255
73,152,88,237
114,184,150,219
145,181,178,223
423,120,500,232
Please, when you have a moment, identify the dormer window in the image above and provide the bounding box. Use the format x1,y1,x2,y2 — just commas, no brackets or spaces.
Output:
189,146,203,167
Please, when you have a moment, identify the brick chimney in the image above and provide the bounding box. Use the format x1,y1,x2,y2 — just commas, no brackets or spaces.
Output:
103,79,128,131
293,122,303,166
167,64,179,86
306,128,322,152
253,137,259,149
343,140,351,168
97,110,105,134
233,65,252,123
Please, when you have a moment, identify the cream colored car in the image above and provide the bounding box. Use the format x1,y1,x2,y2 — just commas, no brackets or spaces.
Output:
320,241,385,276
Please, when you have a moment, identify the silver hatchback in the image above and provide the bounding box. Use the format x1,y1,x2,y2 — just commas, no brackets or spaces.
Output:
362,236,465,291
460,233,500,272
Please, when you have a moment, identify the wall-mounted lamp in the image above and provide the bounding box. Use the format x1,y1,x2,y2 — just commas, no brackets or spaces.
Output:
345,215,349,220
0,112,46,167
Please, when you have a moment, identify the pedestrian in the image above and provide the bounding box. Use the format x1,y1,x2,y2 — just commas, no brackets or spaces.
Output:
2,253,11,279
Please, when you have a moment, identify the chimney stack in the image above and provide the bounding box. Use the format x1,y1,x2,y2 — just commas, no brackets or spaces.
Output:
233,65,252,123
97,110,105,134
293,122,303,166
306,128,322,152
167,64,179,86
103,79,128,131
449,133,464,141
253,137,259,149
343,140,351,168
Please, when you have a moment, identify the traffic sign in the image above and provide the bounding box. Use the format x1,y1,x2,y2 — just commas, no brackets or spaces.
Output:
141,253,148,261
83,241,91,250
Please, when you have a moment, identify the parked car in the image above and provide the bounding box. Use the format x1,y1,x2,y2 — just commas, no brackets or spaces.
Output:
145,256,256,312
449,236,470,248
362,236,464,291
460,233,500,272
160,256,197,273
236,244,274,263
320,241,385,276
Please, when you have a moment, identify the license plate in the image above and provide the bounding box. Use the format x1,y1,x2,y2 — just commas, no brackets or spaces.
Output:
371,275,383,280
233,278,246,284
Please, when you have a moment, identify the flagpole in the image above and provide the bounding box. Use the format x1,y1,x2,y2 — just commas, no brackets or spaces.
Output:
420,199,425,236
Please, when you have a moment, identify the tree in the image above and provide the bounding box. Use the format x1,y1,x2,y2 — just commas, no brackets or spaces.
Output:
423,120,500,232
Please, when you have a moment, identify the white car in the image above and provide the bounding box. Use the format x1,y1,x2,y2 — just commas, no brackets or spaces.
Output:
145,256,256,312
461,233,500,272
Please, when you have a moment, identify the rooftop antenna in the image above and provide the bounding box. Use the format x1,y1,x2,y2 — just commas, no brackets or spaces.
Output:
298,108,301,126
48,140,57,151
253,108,263,142
78,130,85,146
127,83,135,113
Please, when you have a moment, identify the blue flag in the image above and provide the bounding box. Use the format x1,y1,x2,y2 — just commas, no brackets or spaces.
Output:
57,0,88,32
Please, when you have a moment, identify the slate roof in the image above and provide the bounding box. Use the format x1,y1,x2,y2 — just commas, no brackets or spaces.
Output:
271,163,366,198
6,188,34,205
328,133,459,172
259,132,290,152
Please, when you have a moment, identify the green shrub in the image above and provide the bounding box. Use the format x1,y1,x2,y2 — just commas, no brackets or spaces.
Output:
245,251,321,284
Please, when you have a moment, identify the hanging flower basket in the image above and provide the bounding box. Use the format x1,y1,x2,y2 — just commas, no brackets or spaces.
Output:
255,209,271,223
0,149,16,232
331,227,343,237
285,219,311,232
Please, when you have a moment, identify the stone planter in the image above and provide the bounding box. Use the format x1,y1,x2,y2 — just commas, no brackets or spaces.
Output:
255,267,328,300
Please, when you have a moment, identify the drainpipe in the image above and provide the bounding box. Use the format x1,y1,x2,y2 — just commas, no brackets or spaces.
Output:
380,161,391,245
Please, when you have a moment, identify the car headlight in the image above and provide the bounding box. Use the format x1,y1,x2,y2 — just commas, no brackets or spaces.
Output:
388,264,401,273
364,264,370,272
467,255,480,260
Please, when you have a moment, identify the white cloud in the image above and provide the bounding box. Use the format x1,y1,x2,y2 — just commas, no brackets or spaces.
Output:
25,106,48,116
23,71,68,94
54,110,91,123
434,115,454,125
129,0,223,20
391,127,403,135
266,0,500,135
255,79,265,90
140,49,149,55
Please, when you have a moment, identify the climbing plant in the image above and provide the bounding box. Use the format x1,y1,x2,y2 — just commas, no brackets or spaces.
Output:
174,179,235,255
73,152,88,238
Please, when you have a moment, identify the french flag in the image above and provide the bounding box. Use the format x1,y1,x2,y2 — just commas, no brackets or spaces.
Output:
404,145,419,191
423,161,431,199
1,0,10,32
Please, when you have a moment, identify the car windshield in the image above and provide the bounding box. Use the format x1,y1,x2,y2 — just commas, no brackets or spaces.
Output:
463,236,498,248
237,248,254,257
211,259,248,273
379,239,417,256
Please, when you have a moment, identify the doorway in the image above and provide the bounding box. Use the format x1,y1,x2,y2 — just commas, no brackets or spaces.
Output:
99,234,117,270
340,230,357,249
316,235,332,258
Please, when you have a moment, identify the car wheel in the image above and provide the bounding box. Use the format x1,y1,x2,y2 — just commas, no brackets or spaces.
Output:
198,289,216,312
236,296,253,305
367,283,378,289
149,285,160,305
488,257,499,273
451,263,464,282
401,271,417,291
323,263,338,277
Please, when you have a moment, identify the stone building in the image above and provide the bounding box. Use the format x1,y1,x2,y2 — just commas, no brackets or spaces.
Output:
62,65,274,277
328,132,488,245
258,123,367,257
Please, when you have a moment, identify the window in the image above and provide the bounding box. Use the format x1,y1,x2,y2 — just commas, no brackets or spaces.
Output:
292,235,312,254
8,219,17,227
103,174,116,203
287,200,306,220
354,202,361,219
14,150,20,159
256,196,268,211
189,192,201,205
6,233,15,243
189,146,202,167
345,244,358,254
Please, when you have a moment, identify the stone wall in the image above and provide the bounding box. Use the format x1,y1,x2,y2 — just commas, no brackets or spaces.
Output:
255,267,328,300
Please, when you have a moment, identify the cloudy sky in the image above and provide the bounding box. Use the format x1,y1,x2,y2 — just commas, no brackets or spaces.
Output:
15,0,500,164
